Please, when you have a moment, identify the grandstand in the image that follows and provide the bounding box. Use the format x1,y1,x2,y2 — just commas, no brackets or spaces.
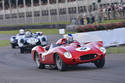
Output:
0,0,124,25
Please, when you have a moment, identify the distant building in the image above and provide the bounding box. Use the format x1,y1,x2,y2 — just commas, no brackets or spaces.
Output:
0,0,124,25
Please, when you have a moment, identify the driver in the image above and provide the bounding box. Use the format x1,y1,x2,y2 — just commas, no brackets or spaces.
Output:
56,33,74,45
25,31,32,38
18,29,25,35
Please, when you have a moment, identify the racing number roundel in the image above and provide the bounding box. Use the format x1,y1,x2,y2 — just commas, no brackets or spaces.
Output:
76,47,91,51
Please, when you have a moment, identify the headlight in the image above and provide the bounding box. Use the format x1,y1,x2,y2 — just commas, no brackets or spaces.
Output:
20,39,25,43
10,38,14,42
64,52,72,58
100,47,106,54
35,39,39,42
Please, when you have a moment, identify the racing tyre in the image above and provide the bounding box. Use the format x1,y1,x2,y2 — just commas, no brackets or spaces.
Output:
94,56,105,68
11,44,15,48
35,52,44,69
20,47,25,53
55,55,66,71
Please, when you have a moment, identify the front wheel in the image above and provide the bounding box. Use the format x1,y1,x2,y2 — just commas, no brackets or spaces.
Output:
35,52,44,69
11,44,15,48
55,55,66,71
94,56,105,68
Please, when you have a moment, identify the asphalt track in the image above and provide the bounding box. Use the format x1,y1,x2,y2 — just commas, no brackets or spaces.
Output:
0,34,125,83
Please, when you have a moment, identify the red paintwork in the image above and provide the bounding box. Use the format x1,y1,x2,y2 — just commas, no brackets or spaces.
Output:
32,41,105,65
56,38,67,45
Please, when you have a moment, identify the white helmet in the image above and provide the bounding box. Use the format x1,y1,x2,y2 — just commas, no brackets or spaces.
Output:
36,32,43,36
19,29,25,35
25,31,32,37
64,34,73,43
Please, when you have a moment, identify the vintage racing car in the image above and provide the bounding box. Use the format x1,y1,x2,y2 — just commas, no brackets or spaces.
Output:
18,31,48,53
10,29,25,48
31,33,106,71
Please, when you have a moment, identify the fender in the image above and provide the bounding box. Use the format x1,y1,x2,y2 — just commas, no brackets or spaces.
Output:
85,41,103,48
32,46,45,61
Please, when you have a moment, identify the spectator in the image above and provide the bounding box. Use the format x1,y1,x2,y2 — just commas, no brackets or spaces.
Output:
86,15,90,24
71,18,77,25
91,15,95,24
111,4,117,19
107,6,112,20
118,5,123,19
78,15,84,25
78,16,81,25
98,8,103,23
83,15,87,25
103,8,107,20
122,4,125,18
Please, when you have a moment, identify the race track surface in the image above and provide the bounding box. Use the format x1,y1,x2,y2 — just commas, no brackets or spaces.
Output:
0,34,125,83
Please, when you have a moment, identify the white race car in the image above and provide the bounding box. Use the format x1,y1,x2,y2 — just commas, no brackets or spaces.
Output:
10,29,25,48
10,34,25,48
33,32,48,46
18,31,48,53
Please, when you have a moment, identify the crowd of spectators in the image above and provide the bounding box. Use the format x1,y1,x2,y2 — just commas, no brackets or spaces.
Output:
71,14,96,25
71,3,125,25
99,3,125,20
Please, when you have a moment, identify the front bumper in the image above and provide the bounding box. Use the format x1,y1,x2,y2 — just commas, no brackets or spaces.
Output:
11,42,18,46
62,54,105,65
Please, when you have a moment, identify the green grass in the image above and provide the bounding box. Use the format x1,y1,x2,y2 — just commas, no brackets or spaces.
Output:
0,28,76,35
107,46,125,54
0,29,59,35
0,21,70,27
29,29,59,34
0,19,124,27
0,40,10,47
101,19,125,24
0,30,18,35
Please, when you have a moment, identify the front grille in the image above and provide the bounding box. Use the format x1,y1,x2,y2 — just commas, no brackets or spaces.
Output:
80,54,97,60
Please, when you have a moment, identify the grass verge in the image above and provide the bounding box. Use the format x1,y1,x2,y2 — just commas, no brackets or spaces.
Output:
0,29,59,35
0,21,70,27
107,46,125,54
0,19,124,27
101,19,125,24
0,40,10,47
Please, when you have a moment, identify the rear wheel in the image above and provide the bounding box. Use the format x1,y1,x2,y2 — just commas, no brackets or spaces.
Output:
35,52,44,69
20,47,25,53
55,55,66,71
94,56,105,68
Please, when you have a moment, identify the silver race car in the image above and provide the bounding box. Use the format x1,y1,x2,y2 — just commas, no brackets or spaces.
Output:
10,29,25,48
18,31,48,53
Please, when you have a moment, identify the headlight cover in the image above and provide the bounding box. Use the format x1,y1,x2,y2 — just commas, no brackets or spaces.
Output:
10,38,14,42
100,47,106,54
64,52,72,58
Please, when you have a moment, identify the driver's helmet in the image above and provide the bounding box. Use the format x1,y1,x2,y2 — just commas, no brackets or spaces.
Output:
36,32,43,36
19,29,25,35
25,31,32,37
64,33,73,43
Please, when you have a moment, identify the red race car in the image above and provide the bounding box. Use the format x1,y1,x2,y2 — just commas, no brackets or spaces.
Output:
32,37,106,71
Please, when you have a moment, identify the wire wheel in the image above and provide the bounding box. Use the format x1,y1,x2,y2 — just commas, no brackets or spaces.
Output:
94,56,105,68
35,52,44,69
56,55,66,71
